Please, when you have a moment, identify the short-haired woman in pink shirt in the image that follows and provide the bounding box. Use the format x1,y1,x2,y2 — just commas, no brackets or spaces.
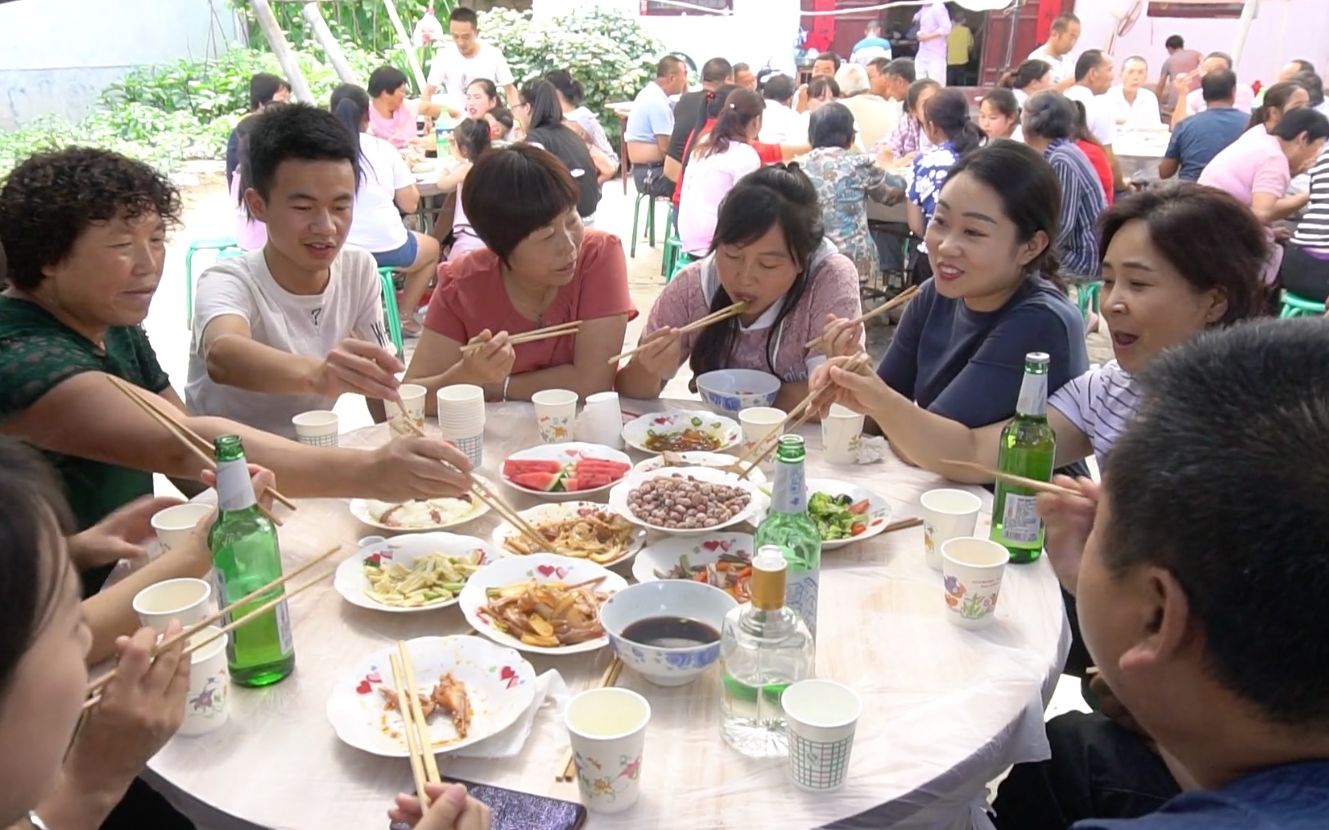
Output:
405,145,633,407
616,165,863,411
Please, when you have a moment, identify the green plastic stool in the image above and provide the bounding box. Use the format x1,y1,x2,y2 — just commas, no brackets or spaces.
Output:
184,236,241,326
630,192,667,258
1075,281,1102,324
1279,289,1326,318
376,267,405,358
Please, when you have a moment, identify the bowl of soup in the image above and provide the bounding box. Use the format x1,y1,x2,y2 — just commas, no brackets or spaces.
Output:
696,369,781,414
598,580,738,686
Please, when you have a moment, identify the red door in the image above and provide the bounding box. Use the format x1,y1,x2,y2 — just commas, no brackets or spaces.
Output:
978,0,1072,86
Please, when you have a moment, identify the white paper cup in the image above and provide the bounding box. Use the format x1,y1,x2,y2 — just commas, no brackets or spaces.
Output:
920,489,983,571
576,391,624,448
178,625,230,736
133,577,212,633
150,502,213,553
782,679,862,792
533,388,578,443
389,384,428,437
436,384,485,435
739,406,786,456
941,537,1009,628
821,404,865,465
565,687,650,813
292,410,339,447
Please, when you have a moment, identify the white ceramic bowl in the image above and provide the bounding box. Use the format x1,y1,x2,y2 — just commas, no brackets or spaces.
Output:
333,533,499,613
500,442,632,501
599,580,738,686
621,410,742,455
696,369,781,414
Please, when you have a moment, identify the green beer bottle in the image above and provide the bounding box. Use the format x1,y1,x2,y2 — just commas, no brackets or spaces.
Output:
991,353,1057,563
208,435,295,686
754,435,822,640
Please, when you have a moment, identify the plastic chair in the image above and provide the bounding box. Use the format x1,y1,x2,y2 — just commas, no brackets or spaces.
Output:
184,236,240,326
1075,281,1102,324
629,193,669,258
1279,290,1326,318
376,267,405,357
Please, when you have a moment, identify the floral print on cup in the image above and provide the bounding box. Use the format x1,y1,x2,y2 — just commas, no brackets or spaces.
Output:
575,751,643,804
944,575,999,620
537,415,572,443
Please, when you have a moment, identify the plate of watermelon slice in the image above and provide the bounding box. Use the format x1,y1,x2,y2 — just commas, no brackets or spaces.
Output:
500,443,634,501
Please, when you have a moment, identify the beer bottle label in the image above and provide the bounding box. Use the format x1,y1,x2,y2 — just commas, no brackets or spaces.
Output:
274,598,295,656
1001,494,1041,543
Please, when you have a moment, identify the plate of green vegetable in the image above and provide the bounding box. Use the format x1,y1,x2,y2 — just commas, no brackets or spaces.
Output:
805,479,893,549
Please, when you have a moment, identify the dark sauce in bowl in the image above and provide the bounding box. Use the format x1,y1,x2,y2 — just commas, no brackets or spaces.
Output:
621,616,720,648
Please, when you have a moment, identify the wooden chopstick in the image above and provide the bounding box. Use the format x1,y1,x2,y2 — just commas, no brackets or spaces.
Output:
389,652,431,807
461,320,582,355
397,641,442,786
607,302,746,364
469,479,547,552
557,657,623,782
105,376,297,515
84,567,332,710
392,402,426,438
939,460,1081,498
806,286,920,350
85,544,341,698
882,517,924,534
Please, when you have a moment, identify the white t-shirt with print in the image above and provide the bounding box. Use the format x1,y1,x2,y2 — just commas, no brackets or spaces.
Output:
1064,84,1116,147
678,143,762,256
185,246,387,437
427,42,514,111
348,133,413,254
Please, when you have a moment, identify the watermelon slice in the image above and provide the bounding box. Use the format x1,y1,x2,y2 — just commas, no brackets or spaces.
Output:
503,458,564,477
511,471,564,491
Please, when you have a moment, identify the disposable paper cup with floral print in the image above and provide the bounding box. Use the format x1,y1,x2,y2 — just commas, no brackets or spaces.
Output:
781,679,862,792
941,537,1009,629
292,410,339,447
389,384,427,437
821,403,865,465
179,625,229,736
738,406,786,456
150,502,214,553
564,687,651,813
533,388,578,443
133,577,212,633
920,489,983,571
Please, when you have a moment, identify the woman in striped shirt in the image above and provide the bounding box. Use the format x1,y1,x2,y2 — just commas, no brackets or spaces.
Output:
1282,145,1329,302
1021,91,1108,283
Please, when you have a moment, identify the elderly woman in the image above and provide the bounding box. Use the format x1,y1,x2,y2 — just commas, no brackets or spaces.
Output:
405,145,633,405
834,63,896,150
366,65,420,149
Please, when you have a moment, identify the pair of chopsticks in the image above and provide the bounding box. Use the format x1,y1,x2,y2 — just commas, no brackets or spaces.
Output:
607,302,747,364
469,477,547,552
461,320,582,356
556,657,622,782
734,353,872,479
940,460,1082,498
105,376,296,526
390,639,443,808
806,285,920,351
83,544,342,710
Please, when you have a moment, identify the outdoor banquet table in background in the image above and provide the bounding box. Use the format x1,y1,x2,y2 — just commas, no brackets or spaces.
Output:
145,400,1070,830
1114,128,1170,186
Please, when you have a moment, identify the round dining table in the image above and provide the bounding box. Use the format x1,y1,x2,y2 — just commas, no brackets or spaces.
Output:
145,399,1070,830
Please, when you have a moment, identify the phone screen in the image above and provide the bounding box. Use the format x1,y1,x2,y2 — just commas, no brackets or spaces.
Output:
447,778,588,830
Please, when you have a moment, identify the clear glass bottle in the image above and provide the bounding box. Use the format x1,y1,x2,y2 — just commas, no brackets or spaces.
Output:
208,435,295,687
719,545,815,758
754,435,822,640
990,353,1058,563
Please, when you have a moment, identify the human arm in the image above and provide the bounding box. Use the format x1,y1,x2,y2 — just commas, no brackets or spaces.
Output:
1105,145,1125,191
1251,190,1310,223
505,315,627,400
590,144,618,184
504,84,519,108
403,328,516,407
1159,129,1182,179
906,200,926,238
389,782,492,829
435,160,471,192
1035,475,1099,595
1157,157,1180,179
394,183,422,214
1169,76,1193,129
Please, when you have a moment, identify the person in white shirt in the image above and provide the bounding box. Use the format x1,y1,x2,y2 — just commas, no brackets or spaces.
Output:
1065,49,1123,190
1172,52,1256,130
758,74,804,144
424,7,517,118
1027,13,1080,91
678,89,765,256
835,63,899,151
1105,55,1161,129
188,104,407,437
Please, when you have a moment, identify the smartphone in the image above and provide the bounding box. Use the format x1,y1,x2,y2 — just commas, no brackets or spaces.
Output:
447,777,588,830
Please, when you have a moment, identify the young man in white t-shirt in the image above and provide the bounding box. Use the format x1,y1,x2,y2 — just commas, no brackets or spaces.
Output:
186,104,405,438
424,7,518,118
1065,49,1125,192
1027,13,1081,91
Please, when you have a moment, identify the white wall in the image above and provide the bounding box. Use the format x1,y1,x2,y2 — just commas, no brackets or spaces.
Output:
533,0,802,76
0,0,239,128
1074,0,1329,91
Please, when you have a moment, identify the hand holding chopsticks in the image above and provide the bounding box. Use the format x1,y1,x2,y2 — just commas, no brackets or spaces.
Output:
608,302,746,365
807,286,919,352
469,477,548,553
461,320,581,356
939,459,1081,498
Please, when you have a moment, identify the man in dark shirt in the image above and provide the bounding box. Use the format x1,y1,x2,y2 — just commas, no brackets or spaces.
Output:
1160,69,1248,181
663,57,733,185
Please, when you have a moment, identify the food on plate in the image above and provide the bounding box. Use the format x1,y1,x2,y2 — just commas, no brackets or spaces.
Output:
368,496,479,529
808,492,872,541
362,550,484,607
644,426,723,453
627,475,751,529
483,578,608,647
503,455,631,493
657,551,753,602
501,508,635,563
656,451,747,477
377,673,473,740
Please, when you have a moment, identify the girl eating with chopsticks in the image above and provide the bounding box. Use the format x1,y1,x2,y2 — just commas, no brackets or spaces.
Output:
615,165,862,411
818,140,1088,429
405,144,633,406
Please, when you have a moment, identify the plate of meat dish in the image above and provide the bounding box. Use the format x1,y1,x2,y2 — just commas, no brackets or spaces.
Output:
621,410,742,455
349,482,494,533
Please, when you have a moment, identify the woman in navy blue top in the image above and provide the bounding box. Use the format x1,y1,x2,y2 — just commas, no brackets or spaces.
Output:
820,140,1087,429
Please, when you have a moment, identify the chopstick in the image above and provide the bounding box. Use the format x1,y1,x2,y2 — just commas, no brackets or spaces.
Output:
806,285,919,350
460,321,582,356
392,402,426,438
84,544,342,699
882,517,924,534
557,657,623,782
939,460,1082,498
83,565,333,710
395,641,443,800
607,302,746,364
469,478,547,552
389,652,431,808
105,376,297,517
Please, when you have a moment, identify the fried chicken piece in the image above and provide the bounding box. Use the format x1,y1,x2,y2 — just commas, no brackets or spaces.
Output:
379,686,436,718
430,673,472,739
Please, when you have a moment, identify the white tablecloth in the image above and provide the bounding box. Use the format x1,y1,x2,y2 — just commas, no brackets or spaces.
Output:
145,400,1069,830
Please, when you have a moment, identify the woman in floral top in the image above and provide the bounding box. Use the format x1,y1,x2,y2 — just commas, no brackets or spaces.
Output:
907,88,984,281
802,103,904,282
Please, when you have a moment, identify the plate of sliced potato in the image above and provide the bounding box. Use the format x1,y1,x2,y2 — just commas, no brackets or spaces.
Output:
334,533,498,613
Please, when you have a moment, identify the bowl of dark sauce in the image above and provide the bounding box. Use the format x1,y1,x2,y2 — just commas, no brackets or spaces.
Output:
600,581,738,686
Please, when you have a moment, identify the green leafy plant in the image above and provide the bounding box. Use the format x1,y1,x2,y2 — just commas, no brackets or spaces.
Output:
230,0,455,55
